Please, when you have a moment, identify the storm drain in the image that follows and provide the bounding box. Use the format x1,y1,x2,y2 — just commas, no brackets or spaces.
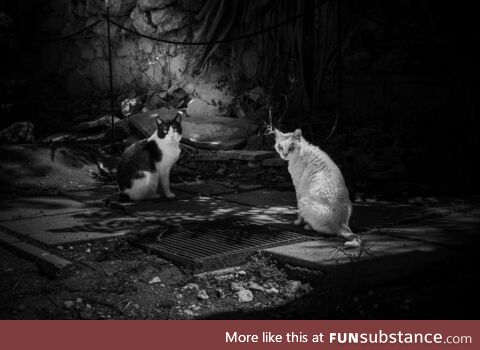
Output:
128,218,312,272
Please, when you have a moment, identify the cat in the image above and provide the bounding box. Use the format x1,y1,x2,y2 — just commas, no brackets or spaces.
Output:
117,113,182,201
274,128,361,248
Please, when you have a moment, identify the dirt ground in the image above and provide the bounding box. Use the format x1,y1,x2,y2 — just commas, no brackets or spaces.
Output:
1,238,479,320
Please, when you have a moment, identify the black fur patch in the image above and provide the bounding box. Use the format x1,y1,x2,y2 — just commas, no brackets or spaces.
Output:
116,139,163,191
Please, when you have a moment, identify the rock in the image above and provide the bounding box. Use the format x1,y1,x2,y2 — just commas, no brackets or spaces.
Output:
186,98,221,117
214,274,234,282
300,283,313,294
57,245,64,251
64,300,74,308
215,288,226,298
80,310,94,319
149,276,162,284
151,7,187,33
237,270,247,276
236,289,254,303
138,0,176,11
107,0,136,16
182,283,199,290
121,97,141,117
230,282,245,292
130,7,156,36
196,289,209,300
85,248,91,254
0,122,34,144
265,287,279,294
284,280,302,294
146,94,167,110
183,309,194,316
76,298,83,303
247,281,265,292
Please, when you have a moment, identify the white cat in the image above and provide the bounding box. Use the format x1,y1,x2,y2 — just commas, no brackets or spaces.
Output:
117,114,182,201
274,128,360,247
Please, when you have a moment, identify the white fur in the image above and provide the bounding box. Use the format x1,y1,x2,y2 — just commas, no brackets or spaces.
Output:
124,126,181,201
274,129,360,247
124,171,160,201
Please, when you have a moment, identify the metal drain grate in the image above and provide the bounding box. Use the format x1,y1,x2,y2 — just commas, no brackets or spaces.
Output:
128,218,311,271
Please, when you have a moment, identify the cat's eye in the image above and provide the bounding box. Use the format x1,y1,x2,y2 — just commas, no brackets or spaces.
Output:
288,145,295,152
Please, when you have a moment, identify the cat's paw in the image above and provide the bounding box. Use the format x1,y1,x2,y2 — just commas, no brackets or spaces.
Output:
344,237,361,248
165,192,176,199
303,224,312,230
293,218,303,226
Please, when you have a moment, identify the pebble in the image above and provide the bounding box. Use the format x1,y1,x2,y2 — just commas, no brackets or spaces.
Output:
247,281,265,292
230,281,245,292
85,248,91,254
76,298,83,303
183,309,194,316
182,283,199,291
215,288,226,298
57,245,64,251
265,287,279,294
69,246,74,250
284,280,302,294
237,270,247,276
236,290,254,303
64,300,74,308
214,274,234,282
149,276,162,284
300,283,313,294
196,289,209,300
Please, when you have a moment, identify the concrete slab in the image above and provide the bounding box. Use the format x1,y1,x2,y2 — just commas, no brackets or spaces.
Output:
218,150,276,161
0,208,145,245
0,196,88,222
264,234,465,283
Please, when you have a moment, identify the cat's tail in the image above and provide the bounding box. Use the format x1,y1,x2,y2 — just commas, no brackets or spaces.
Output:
339,224,361,248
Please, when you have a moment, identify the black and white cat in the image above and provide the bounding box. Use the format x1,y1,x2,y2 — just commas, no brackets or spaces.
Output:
117,113,182,201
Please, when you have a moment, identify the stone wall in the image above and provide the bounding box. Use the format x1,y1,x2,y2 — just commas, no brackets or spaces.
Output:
33,0,259,117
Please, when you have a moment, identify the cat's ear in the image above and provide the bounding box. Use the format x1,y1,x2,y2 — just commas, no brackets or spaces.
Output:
173,112,182,124
293,129,302,141
274,128,282,138
155,117,165,128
